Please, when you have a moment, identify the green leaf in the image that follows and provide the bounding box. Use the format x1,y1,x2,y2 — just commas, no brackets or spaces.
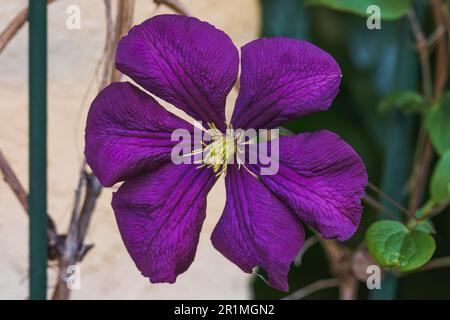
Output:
414,219,436,235
426,92,450,156
305,0,413,20
366,220,436,272
430,150,450,203
378,91,424,114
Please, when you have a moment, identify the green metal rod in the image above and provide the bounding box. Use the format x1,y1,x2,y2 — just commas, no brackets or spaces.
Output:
369,18,418,300
29,0,48,300
369,113,413,300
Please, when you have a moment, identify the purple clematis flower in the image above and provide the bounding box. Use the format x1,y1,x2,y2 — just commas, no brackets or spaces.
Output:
85,14,367,291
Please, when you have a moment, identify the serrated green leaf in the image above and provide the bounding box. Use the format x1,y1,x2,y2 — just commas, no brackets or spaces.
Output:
304,0,413,20
430,150,450,203
426,92,450,156
366,220,436,272
378,91,424,114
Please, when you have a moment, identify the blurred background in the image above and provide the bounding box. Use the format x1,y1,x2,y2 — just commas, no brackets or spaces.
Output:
1,0,450,299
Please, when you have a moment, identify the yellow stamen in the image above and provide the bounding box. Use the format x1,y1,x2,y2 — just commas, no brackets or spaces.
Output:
188,122,260,179
197,123,237,177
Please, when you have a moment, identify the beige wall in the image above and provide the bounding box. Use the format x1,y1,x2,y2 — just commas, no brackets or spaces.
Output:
0,0,260,299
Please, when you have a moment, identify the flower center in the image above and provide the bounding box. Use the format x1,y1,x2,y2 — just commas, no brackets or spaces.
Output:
200,123,238,177
203,134,236,173
187,122,257,178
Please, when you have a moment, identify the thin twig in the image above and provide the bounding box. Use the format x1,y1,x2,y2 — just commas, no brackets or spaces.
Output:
427,199,450,218
431,0,449,99
52,0,122,299
362,195,383,212
100,0,115,90
367,182,411,216
0,0,56,54
410,139,433,214
416,198,450,222
407,2,448,216
154,0,190,16
0,149,28,212
426,25,446,50
363,195,398,220
77,172,102,245
407,9,435,215
110,0,135,82
51,165,85,300
415,256,450,273
444,0,450,53
51,169,102,300
282,278,340,300
400,257,450,277
0,149,60,256
408,10,433,105
294,235,318,266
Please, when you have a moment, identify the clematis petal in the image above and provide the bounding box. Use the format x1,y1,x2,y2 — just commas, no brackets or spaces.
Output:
211,166,305,291
231,37,341,130
257,131,367,241
116,14,239,129
85,82,192,187
112,163,216,283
